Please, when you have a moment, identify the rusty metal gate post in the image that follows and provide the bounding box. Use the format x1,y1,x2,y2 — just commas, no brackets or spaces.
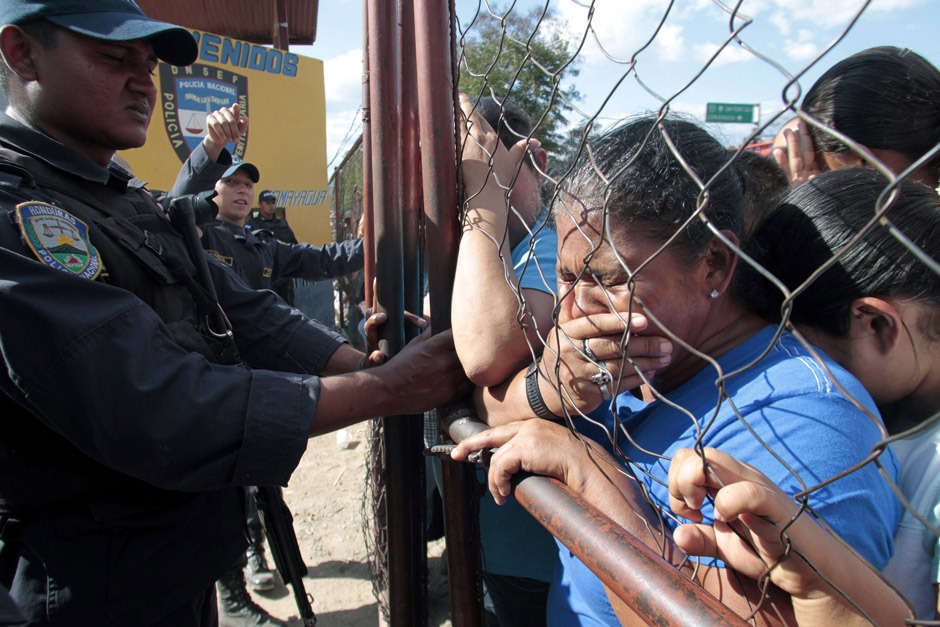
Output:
412,0,486,624
360,0,374,310
366,0,428,624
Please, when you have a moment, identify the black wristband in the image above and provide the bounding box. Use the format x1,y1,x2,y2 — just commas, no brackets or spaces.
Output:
525,359,563,422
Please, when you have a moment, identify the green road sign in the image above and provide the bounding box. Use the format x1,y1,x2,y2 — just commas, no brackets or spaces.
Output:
705,102,756,123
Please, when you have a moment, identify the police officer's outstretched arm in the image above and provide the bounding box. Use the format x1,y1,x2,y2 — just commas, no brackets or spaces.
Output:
274,236,366,282
208,255,467,423
1,245,466,484
312,329,470,436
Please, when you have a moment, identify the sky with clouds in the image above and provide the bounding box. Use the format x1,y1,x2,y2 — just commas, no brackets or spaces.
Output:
291,0,939,173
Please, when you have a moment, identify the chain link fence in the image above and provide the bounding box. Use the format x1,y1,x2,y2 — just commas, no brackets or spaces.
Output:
328,138,367,350
446,1,940,625
350,0,940,624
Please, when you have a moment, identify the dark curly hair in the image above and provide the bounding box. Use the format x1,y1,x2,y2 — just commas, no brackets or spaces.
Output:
556,116,746,265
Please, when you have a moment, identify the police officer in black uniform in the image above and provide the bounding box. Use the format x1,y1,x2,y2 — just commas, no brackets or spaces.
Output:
203,161,368,626
202,158,370,626
248,190,298,305
198,160,365,293
0,2,466,625
172,116,368,626
248,190,297,244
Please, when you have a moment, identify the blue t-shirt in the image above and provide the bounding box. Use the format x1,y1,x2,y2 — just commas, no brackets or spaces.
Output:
548,326,902,626
513,222,557,293
477,224,559,582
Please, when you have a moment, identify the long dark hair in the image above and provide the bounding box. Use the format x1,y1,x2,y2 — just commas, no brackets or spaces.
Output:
803,46,940,171
745,168,940,337
556,116,745,264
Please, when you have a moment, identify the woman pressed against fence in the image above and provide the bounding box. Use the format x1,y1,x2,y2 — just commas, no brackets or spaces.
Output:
454,117,901,626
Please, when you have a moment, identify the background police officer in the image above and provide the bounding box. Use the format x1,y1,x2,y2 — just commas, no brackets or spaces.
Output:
248,190,297,244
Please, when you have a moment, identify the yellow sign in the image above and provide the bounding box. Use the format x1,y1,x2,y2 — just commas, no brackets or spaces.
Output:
120,29,330,244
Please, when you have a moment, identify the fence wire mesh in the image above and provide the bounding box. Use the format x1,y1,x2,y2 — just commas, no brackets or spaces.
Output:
329,140,367,350
361,417,390,623
445,0,940,624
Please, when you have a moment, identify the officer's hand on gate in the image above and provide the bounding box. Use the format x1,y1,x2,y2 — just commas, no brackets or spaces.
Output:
381,330,472,414
361,309,429,368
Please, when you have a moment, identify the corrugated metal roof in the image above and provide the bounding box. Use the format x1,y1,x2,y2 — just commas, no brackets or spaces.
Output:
137,0,319,46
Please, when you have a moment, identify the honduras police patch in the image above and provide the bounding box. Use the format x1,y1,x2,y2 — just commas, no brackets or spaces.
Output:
15,202,102,280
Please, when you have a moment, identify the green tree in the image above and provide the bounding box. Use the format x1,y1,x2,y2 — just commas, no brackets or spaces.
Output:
458,5,581,157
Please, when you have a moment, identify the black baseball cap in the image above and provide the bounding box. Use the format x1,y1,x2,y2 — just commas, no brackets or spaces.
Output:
1,0,198,67
258,190,277,203
221,160,260,183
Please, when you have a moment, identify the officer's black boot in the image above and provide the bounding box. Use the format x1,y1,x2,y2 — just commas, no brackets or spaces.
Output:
245,525,277,592
217,564,287,627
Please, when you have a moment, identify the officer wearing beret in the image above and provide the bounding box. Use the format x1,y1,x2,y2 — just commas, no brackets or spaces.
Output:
246,189,301,305
0,2,466,625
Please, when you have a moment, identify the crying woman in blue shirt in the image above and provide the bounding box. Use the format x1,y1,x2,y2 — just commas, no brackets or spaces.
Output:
452,116,900,626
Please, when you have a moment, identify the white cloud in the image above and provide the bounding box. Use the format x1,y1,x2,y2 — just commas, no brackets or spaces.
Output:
655,24,686,61
693,42,756,67
767,0,928,28
322,49,365,172
325,107,361,173
796,28,813,40
769,10,791,36
784,39,819,61
557,0,678,63
323,49,363,105
782,28,818,61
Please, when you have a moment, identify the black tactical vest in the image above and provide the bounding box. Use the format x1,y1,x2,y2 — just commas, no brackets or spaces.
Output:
0,146,223,511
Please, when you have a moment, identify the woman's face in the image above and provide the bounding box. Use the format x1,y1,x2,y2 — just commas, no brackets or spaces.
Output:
555,206,712,376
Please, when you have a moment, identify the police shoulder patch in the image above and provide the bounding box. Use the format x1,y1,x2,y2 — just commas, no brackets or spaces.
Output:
15,201,102,280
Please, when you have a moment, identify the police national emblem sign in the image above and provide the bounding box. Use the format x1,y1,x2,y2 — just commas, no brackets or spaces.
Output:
15,202,102,280
159,63,249,163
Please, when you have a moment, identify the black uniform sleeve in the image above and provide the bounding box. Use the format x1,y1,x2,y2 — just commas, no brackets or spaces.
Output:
281,224,298,245
270,236,365,281
168,143,231,198
0,247,317,491
207,254,346,373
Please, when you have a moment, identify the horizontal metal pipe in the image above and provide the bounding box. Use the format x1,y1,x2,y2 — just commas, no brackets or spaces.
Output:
515,475,750,627
447,418,749,627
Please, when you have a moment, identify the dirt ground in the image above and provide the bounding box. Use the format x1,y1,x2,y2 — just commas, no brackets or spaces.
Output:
249,424,454,626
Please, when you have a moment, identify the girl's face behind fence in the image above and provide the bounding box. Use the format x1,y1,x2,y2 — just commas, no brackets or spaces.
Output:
800,298,940,413
555,206,711,378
